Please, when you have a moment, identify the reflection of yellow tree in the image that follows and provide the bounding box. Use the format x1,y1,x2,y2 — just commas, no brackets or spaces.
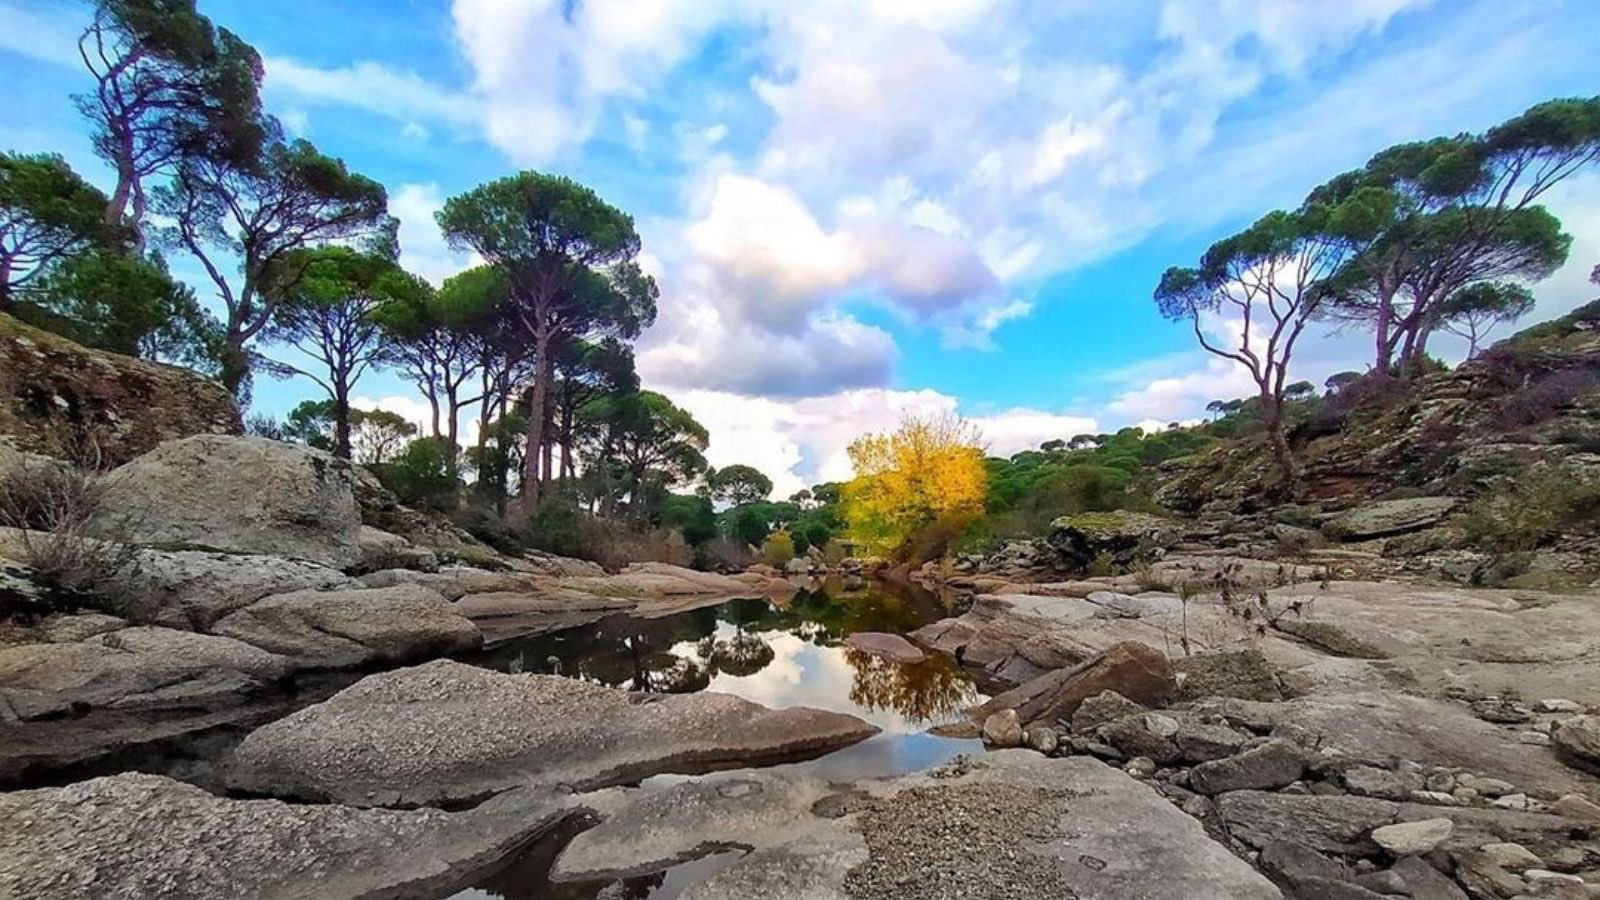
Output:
843,647,980,724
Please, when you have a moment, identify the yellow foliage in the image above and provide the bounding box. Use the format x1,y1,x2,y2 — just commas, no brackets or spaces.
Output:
761,530,796,566
841,413,988,557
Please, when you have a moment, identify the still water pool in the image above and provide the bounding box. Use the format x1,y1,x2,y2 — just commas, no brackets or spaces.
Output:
456,578,987,899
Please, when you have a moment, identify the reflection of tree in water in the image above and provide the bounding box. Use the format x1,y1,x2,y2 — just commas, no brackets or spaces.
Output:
698,631,776,677
485,606,722,693
842,647,980,725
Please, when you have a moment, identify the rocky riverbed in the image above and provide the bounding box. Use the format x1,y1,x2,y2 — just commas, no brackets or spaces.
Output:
5,432,1600,899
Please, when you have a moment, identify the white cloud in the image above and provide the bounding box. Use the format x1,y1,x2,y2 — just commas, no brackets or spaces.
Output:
264,57,479,130
0,2,84,67
401,121,431,142
666,386,1098,497
389,183,477,286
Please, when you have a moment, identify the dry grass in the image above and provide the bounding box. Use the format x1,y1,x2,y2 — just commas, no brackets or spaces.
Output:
0,451,142,617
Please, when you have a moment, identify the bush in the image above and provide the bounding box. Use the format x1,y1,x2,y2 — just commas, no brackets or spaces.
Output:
761,530,796,567
524,498,693,571
0,457,142,618
1461,466,1600,551
370,437,459,512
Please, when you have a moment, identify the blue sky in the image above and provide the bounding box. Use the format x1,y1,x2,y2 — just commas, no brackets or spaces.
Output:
4,0,1598,496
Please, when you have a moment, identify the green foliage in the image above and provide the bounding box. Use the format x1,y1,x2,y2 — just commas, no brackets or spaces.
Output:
24,248,221,370
0,152,118,305
78,0,267,232
707,464,773,506
156,130,390,395
371,436,459,511
657,493,717,546
1461,465,1600,551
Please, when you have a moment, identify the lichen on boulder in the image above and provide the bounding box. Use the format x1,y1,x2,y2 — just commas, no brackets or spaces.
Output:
0,312,239,467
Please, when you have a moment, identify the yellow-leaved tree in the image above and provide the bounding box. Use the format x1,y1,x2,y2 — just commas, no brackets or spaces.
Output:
842,413,988,559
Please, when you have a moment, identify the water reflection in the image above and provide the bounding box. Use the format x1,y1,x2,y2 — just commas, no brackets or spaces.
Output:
475,579,978,731
459,579,983,900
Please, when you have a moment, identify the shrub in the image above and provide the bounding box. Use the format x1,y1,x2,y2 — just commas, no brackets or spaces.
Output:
370,437,459,512
0,458,142,618
1461,466,1600,551
761,530,796,567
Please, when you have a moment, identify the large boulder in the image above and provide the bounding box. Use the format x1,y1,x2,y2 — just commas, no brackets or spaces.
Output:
551,753,1281,899
121,549,353,630
971,640,1177,728
0,312,239,467
228,659,879,807
1323,497,1459,541
1047,511,1177,571
93,435,364,567
210,584,481,669
0,625,290,721
0,773,575,899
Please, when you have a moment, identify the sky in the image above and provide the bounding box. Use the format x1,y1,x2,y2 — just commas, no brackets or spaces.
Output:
4,0,1598,498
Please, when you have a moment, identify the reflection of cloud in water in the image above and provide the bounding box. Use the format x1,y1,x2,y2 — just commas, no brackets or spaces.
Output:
682,631,978,735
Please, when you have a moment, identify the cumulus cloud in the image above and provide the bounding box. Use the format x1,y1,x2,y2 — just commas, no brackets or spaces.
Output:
389,183,477,286
666,386,1098,498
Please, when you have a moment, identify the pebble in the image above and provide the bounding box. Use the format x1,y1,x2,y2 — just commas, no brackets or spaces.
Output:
1518,731,1552,746
1409,790,1461,806
1491,793,1530,810
1539,699,1583,714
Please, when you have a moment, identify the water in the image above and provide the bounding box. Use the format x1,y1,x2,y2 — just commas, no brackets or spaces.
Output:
458,577,986,899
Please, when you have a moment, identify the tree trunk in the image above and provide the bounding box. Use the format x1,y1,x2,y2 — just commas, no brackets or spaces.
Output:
1260,391,1298,488
332,385,352,460
522,331,553,512
220,336,250,399
1373,299,1393,376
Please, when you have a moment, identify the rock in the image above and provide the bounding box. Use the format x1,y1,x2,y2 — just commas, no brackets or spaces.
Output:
1272,617,1398,660
1024,726,1059,755
228,660,879,807
1097,714,1182,765
211,584,480,669
1217,792,1398,856
1046,510,1177,571
843,632,926,664
0,626,295,780
1194,691,1596,800
351,525,439,575
0,626,291,720
1343,765,1424,801
1551,794,1600,822
1479,842,1542,870
1125,756,1157,778
120,549,353,629
1259,839,1349,883
0,312,240,467
982,709,1023,747
1176,649,1285,701
1389,856,1469,900
1538,699,1583,714
94,435,364,568
1452,850,1527,899
1371,818,1454,856
1174,720,1248,763
1552,715,1600,774
1354,870,1410,894
348,467,494,556
0,772,574,899
550,753,1280,899
972,641,1176,727
782,556,813,576
1323,497,1459,541
1071,689,1148,734
1286,877,1393,899
1190,739,1306,795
